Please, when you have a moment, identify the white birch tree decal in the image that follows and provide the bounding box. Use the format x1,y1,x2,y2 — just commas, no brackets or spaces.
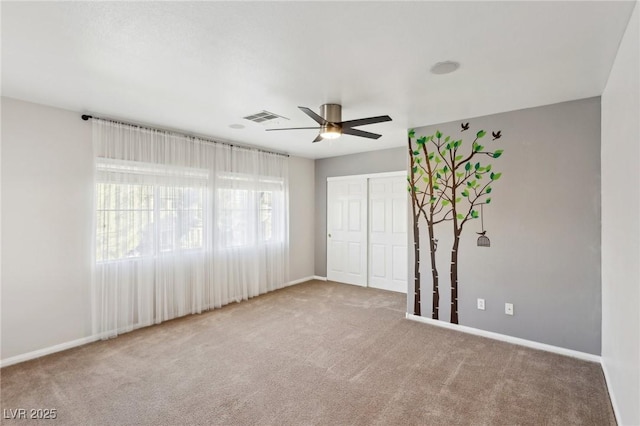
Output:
408,123,505,324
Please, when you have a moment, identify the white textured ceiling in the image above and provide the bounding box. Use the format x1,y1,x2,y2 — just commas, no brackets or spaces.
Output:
1,1,636,159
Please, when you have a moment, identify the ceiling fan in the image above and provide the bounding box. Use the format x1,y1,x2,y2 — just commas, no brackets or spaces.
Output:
266,104,392,143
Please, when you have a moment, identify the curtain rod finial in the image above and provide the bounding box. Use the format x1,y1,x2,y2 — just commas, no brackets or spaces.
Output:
81,114,92,121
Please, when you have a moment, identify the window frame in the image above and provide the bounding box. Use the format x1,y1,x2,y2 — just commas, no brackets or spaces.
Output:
215,172,285,249
95,158,209,263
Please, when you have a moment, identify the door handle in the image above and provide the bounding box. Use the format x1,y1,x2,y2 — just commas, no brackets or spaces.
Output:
328,234,332,238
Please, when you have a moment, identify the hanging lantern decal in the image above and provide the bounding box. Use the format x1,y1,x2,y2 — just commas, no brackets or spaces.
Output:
477,203,490,247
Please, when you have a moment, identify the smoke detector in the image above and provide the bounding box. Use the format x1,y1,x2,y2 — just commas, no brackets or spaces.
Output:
430,61,460,75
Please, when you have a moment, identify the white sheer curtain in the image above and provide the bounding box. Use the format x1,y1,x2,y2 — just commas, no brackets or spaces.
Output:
92,120,289,338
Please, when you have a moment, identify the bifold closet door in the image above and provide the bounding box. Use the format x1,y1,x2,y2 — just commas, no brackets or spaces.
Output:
326,179,368,286
368,176,408,293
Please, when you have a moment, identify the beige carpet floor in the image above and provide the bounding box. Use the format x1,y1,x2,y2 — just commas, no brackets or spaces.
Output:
1,280,615,425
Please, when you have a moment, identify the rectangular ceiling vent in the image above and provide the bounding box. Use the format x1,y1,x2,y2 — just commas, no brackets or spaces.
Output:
243,110,289,126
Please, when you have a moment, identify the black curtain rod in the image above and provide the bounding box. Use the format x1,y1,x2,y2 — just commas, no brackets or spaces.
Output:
81,114,289,158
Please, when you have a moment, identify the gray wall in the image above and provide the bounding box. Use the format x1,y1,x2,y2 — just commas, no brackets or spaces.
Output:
314,147,407,276
288,156,316,281
601,3,639,424
1,97,94,360
410,97,602,354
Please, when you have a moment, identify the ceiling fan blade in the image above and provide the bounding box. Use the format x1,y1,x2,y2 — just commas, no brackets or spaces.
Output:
298,106,327,125
341,127,382,139
312,134,324,143
266,127,321,131
340,115,392,128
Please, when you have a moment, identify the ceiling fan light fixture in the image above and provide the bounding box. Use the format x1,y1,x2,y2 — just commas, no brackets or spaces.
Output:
320,125,341,140
265,104,391,142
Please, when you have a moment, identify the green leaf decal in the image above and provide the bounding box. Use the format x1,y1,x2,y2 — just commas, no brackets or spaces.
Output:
461,189,469,197
442,200,450,206
471,210,479,218
475,173,482,179
493,149,503,158
433,184,440,190
413,150,420,155
465,162,472,171
423,177,429,183
407,185,411,192
457,213,465,220
486,198,492,204
435,156,442,164
443,166,449,173
412,166,418,173
428,153,435,160
477,130,486,138
492,172,502,180
486,164,492,172
436,172,442,179
475,162,480,170
436,130,442,138
486,187,492,194
455,198,461,203
455,155,463,161
474,144,484,152
408,129,416,138
445,136,450,142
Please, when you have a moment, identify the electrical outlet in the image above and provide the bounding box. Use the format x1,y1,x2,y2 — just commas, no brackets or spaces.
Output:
477,298,485,310
505,303,514,315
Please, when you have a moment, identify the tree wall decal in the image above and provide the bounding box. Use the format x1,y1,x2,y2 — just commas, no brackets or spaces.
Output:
407,131,423,316
408,123,505,324
408,130,452,318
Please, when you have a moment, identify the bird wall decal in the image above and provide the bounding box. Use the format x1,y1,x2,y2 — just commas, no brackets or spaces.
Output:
461,122,470,132
492,130,502,140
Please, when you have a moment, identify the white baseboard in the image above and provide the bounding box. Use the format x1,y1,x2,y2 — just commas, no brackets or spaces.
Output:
600,359,621,425
313,275,327,281
405,313,601,363
286,276,315,286
0,335,99,368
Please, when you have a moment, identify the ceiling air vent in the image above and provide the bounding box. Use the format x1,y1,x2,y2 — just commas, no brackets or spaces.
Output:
243,110,289,126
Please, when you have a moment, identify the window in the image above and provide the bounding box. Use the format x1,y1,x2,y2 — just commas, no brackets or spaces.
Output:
96,159,208,262
216,173,284,248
